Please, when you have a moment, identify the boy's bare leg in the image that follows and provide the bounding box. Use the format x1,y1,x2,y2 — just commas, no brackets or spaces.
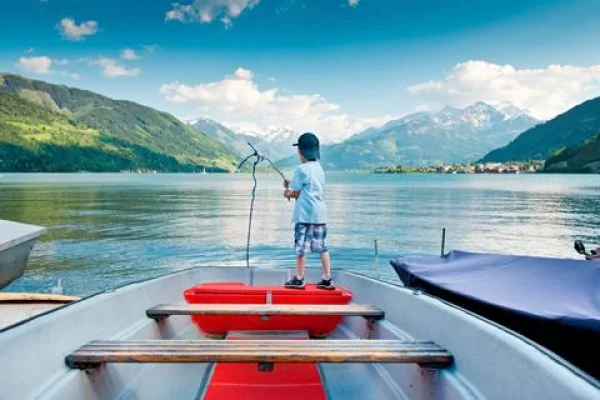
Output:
296,255,306,279
320,251,331,280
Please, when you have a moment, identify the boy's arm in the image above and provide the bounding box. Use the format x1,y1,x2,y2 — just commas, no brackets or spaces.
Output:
284,167,306,200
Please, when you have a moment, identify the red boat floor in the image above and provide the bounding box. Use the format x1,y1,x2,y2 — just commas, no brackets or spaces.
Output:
184,283,353,337
204,331,327,400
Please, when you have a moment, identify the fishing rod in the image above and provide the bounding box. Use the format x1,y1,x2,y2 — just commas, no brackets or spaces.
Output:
238,142,288,268
239,142,287,181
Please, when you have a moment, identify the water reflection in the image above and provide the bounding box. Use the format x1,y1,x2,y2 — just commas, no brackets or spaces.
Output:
0,173,598,296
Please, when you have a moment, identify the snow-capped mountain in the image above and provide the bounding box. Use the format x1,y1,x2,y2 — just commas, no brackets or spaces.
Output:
286,102,541,170
495,101,533,120
238,125,298,143
228,124,299,160
188,119,298,161
191,102,539,169
380,102,533,133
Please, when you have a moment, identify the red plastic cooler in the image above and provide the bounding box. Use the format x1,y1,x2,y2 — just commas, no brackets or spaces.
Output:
183,282,353,337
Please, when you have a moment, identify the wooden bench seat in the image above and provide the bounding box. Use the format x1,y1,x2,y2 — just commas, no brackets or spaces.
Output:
146,304,385,321
65,340,453,370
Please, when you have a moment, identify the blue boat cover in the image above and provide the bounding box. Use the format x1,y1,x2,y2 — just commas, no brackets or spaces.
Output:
391,250,600,378
391,250,600,332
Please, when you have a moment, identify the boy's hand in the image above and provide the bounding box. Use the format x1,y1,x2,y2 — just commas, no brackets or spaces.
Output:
284,189,300,201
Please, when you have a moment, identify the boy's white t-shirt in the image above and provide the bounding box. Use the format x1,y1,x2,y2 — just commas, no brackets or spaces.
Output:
289,161,328,224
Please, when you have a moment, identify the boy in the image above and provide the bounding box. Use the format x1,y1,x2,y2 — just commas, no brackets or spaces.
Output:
283,132,334,290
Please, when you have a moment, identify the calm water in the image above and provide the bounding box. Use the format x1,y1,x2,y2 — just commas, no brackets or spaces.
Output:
1,173,599,297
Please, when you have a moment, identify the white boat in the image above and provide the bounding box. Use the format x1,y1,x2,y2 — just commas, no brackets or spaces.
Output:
0,266,598,399
0,220,46,289
0,292,79,330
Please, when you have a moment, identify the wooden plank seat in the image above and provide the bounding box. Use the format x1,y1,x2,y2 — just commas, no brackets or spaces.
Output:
146,304,385,321
65,340,453,370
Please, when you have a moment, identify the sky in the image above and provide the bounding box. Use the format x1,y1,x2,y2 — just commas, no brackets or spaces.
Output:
2,0,600,142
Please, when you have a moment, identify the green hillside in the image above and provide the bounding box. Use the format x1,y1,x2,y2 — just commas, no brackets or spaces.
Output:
481,96,600,162
0,73,239,172
543,134,600,173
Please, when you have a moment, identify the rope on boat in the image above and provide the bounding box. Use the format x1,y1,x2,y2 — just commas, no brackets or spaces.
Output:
238,142,287,268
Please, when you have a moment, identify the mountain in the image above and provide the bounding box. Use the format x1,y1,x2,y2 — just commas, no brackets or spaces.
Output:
0,73,238,172
190,119,297,161
481,96,600,162
543,134,600,173
279,102,538,170
238,125,298,161
189,118,254,157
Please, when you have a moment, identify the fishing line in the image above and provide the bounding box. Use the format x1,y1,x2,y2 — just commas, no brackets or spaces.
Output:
238,142,287,268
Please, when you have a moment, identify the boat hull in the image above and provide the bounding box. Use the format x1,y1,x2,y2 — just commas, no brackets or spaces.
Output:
0,240,33,289
0,219,46,289
0,267,598,400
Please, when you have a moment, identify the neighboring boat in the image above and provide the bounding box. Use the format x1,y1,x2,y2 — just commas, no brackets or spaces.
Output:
0,292,80,330
391,250,600,380
0,220,46,289
0,266,598,399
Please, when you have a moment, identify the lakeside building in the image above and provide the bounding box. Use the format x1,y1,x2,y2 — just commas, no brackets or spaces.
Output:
376,162,544,174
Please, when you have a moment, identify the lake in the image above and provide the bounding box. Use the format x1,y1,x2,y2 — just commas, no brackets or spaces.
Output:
1,173,599,297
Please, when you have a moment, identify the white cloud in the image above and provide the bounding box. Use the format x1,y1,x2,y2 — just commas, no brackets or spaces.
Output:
165,4,192,22
165,0,260,27
58,71,80,80
59,18,98,41
348,0,360,7
121,48,140,60
16,56,53,74
16,56,79,79
409,60,600,120
92,58,140,78
160,68,387,142
142,44,160,53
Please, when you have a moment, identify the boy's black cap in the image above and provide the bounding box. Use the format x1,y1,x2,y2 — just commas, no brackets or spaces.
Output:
293,132,320,160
